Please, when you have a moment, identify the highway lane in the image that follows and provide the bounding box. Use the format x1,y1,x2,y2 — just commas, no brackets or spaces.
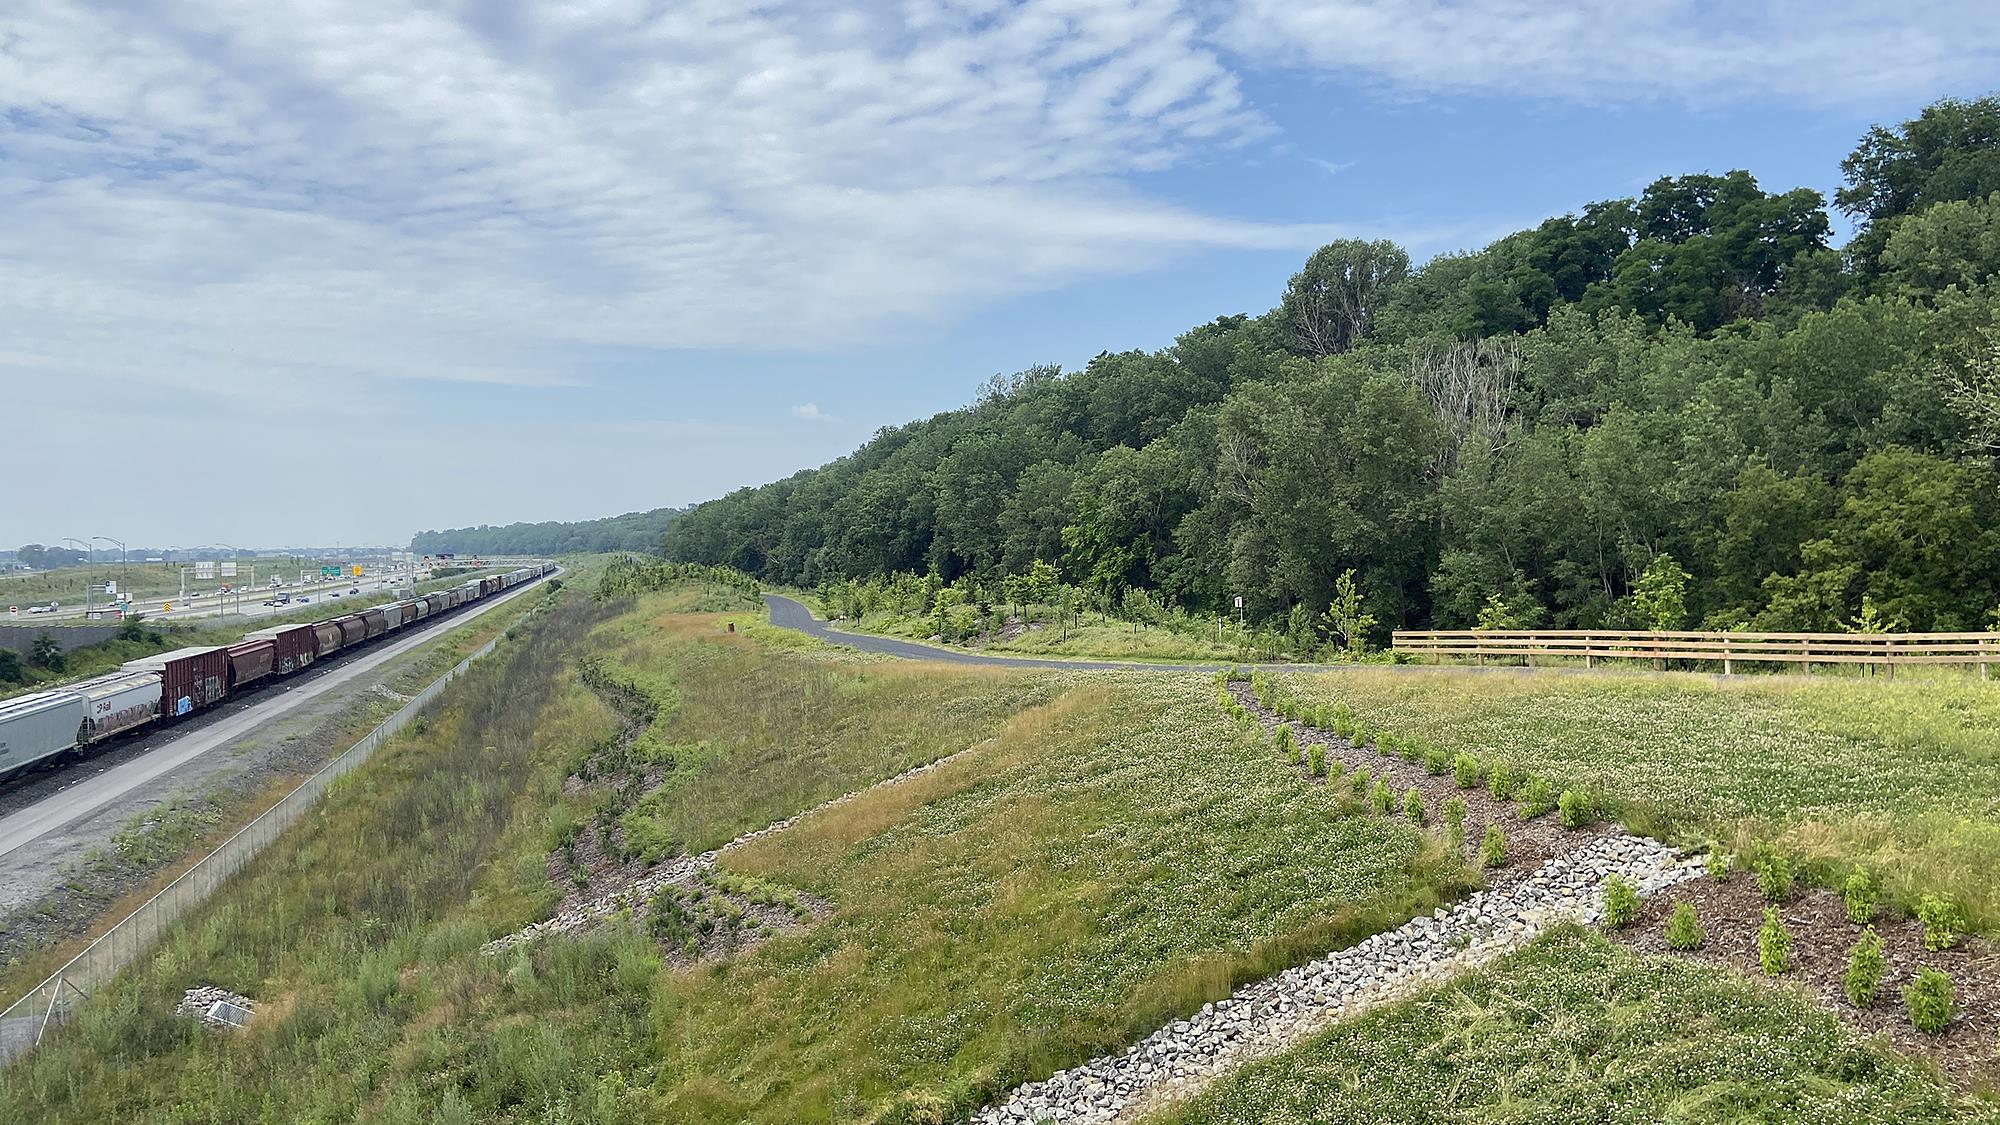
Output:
762,594,1343,674
0,572,553,863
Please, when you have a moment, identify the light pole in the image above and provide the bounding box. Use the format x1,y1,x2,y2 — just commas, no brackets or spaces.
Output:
60,537,93,618
93,536,127,608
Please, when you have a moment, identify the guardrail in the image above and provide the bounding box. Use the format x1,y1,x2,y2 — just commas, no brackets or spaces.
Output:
1392,629,2000,678
0,629,513,1062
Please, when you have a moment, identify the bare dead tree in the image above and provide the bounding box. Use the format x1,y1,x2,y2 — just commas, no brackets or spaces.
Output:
1946,333,2000,454
1412,337,1521,476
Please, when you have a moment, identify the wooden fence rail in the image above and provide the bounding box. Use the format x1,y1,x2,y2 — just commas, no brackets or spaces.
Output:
1392,629,2000,678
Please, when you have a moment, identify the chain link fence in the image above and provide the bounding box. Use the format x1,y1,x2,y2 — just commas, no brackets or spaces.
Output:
0,633,506,1062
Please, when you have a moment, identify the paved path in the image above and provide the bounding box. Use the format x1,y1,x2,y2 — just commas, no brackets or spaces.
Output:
762,595,1341,674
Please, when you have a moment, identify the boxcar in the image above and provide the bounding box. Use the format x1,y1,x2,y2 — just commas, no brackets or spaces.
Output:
226,639,277,690
0,691,87,776
247,624,320,675
121,646,230,719
75,671,162,742
335,614,369,648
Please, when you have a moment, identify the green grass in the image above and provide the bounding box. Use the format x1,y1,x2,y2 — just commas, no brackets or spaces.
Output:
1148,926,1986,1125
0,583,1464,1124
1282,666,2000,931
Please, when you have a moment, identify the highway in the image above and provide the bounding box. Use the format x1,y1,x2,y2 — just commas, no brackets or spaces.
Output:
0,573,551,864
11,570,450,624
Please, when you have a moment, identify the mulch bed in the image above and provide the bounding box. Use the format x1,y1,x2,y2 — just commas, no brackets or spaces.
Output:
1232,682,2000,1091
1616,875,2000,1089
1231,683,1596,887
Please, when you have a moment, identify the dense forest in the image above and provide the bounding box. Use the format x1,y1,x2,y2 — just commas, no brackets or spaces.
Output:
412,507,686,557
665,97,2000,641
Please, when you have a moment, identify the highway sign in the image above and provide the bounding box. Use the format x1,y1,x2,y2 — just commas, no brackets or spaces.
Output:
220,562,238,578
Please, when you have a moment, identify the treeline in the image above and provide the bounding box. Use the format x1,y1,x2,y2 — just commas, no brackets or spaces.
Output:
595,556,761,603
411,507,687,558
666,98,2000,639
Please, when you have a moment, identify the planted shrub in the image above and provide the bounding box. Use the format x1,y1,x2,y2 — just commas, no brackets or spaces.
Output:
1275,725,1296,757
1328,759,1347,782
1479,825,1507,868
1757,907,1791,975
1843,868,1878,924
1486,762,1518,801
1706,849,1733,882
1518,774,1555,819
1603,874,1639,928
1376,732,1399,757
1423,748,1450,776
1371,779,1394,813
1352,724,1375,750
1307,743,1327,778
1557,789,1591,829
1844,927,1885,1008
1403,787,1426,826
1664,902,1704,950
1918,894,1964,952
1442,797,1467,842
1402,739,1426,763
1451,753,1482,789
1755,852,1794,903
1906,968,1956,1034
1351,768,1371,797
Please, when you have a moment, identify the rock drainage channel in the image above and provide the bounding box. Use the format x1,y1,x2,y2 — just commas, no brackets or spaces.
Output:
482,742,986,955
969,686,1705,1125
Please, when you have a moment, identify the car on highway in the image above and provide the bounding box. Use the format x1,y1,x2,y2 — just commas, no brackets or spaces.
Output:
26,603,57,614
348,587,360,595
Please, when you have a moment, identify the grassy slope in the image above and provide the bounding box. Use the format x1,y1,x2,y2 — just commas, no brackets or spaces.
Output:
809,596,1259,664
1281,667,2000,930
1151,926,1987,1125
0,584,1459,1123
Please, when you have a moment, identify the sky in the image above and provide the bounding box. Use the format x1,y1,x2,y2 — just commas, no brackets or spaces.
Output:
3,1,1999,549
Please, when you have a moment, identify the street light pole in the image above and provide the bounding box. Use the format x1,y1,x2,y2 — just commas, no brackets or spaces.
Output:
61,537,92,619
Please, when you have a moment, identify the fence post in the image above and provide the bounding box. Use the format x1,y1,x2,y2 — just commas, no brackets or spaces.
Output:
1885,636,1895,681
1722,635,1733,677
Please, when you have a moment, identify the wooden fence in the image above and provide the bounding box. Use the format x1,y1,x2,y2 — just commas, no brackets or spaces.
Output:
1392,629,2000,678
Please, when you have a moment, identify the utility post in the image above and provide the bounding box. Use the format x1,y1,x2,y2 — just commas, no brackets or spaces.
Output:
61,537,93,619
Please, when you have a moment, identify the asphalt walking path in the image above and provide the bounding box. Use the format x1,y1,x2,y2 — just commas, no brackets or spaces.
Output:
762,594,1343,674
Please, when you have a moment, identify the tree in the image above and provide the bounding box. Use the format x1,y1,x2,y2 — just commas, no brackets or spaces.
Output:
1631,554,1690,631
29,631,64,672
0,649,22,684
1319,570,1378,656
1839,96,2000,272
1281,239,1410,356
1880,193,2000,295
1945,331,2000,453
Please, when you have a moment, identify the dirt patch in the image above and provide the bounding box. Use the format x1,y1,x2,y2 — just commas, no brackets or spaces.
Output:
1615,874,2000,1089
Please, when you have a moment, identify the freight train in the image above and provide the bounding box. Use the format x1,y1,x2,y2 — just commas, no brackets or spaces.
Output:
0,563,554,780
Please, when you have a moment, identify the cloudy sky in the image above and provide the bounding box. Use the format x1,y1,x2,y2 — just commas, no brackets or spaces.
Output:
4,1,1998,548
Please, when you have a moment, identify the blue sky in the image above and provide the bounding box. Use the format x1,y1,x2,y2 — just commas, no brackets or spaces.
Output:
3,0,1998,548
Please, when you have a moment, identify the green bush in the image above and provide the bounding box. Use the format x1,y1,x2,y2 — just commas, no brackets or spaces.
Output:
1307,743,1327,778
1758,907,1791,975
1327,759,1346,782
1664,901,1704,950
1603,874,1639,928
1844,927,1885,1008
1372,779,1394,813
1916,894,1964,952
1442,797,1467,843
1486,762,1517,801
1842,869,1878,924
1706,849,1733,882
1351,724,1375,749
1557,789,1592,829
1518,774,1554,819
1351,768,1371,797
1451,752,1482,789
1275,725,1296,757
1906,967,1955,1034
1402,738,1426,763
1479,824,1507,868
1423,748,1450,776
1755,852,1794,903
1403,788,1426,826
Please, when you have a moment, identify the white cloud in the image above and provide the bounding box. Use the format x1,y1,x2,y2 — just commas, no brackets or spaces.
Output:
0,0,1328,415
791,402,835,422
1221,0,2000,105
